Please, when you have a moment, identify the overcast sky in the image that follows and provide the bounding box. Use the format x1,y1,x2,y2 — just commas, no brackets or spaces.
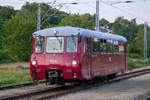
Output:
0,0,150,25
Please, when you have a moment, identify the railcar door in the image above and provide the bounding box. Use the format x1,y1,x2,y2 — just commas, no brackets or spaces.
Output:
82,37,92,80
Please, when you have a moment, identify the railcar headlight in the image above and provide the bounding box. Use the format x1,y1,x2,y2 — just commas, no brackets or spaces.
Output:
32,60,36,66
72,60,77,66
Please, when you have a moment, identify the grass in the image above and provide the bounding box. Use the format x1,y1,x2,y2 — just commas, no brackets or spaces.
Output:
0,62,32,87
128,57,150,69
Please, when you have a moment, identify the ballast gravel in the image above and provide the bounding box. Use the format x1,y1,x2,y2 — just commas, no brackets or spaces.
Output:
0,84,52,97
52,73,150,100
0,66,150,100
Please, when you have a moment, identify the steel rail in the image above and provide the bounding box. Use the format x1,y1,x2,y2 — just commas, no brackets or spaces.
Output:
1,68,150,100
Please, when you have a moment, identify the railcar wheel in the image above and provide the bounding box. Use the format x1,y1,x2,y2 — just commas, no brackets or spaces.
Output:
79,80,87,86
86,79,94,85
108,74,116,80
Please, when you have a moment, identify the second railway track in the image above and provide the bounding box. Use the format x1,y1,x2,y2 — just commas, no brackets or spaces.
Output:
1,67,150,100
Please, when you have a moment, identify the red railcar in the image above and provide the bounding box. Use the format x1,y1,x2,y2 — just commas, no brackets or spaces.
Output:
30,26,127,84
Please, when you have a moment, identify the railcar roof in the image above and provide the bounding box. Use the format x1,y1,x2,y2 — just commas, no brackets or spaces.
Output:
33,26,127,42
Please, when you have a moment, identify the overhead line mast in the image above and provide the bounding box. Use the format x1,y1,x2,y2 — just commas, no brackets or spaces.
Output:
37,3,41,30
144,22,148,59
96,0,100,31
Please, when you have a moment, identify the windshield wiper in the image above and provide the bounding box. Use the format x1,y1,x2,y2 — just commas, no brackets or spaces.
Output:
55,35,62,48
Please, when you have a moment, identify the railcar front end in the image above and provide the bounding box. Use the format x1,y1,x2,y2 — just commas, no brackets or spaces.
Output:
30,36,82,84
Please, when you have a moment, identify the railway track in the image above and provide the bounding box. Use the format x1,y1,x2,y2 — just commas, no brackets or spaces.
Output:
0,80,45,90
1,67,150,100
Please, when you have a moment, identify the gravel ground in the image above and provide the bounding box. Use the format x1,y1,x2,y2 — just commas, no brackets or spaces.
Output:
0,84,52,97
52,73,150,100
0,66,150,100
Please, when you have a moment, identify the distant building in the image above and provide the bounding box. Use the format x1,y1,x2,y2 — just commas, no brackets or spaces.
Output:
100,25,112,33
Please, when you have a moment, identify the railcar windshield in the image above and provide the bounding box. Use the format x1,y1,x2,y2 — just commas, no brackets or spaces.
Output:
66,36,78,53
46,37,64,53
34,36,44,53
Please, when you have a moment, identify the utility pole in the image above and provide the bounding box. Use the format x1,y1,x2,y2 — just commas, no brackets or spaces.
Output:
37,3,41,30
96,0,99,31
144,22,147,59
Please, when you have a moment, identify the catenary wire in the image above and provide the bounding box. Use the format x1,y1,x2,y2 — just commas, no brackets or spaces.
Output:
101,1,146,22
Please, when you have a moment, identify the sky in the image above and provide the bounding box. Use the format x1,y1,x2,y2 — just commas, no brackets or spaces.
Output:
0,0,150,25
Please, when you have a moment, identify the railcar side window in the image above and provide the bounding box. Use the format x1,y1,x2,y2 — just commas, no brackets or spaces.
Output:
107,40,113,53
119,46,124,53
113,40,119,53
119,42,124,53
100,39,106,52
93,38,101,53
34,37,44,53
46,37,64,53
66,36,78,53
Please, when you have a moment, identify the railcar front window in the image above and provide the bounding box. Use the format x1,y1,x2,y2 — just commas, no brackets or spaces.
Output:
66,36,78,53
46,37,64,53
34,37,44,53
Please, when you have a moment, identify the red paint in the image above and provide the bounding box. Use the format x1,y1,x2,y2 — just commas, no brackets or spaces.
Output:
30,36,126,81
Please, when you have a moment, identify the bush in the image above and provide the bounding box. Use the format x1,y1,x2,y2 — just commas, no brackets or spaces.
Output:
128,57,150,69
128,58,139,69
127,53,141,59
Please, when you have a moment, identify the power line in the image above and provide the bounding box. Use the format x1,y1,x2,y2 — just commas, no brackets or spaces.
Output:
135,1,150,12
56,0,75,14
41,0,77,26
101,1,146,22
41,0,56,23
41,1,68,25
56,1,96,14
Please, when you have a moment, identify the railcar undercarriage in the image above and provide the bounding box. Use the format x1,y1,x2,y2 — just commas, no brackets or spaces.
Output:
46,70,63,85
45,69,81,85
45,69,117,86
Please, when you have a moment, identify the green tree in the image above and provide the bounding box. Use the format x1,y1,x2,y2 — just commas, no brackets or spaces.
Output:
127,23,150,58
1,3,37,62
113,17,138,44
0,6,16,62
1,3,69,62
0,6,16,20
39,3,68,28
127,39,141,58
2,14,36,62
135,24,150,57
100,18,109,26
21,2,68,28
59,14,94,29
84,13,95,29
